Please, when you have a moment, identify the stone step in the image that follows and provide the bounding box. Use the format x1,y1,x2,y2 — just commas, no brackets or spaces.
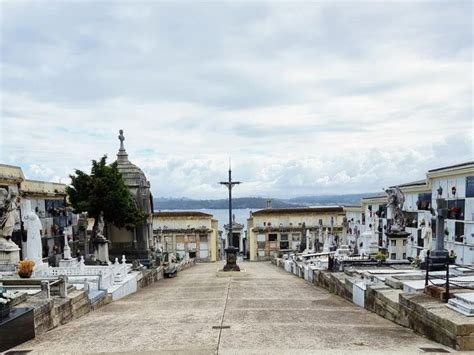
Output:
454,292,474,306
447,293,474,316
447,300,474,316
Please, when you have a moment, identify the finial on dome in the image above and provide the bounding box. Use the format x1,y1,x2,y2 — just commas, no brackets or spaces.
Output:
117,129,128,161
119,129,125,150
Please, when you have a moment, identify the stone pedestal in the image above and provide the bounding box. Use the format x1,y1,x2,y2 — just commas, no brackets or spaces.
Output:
0,247,20,272
94,240,110,264
423,250,449,271
421,198,449,271
223,246,240,272
58,258,78,268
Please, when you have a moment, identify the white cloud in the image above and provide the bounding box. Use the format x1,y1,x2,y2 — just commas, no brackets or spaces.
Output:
0,1,472,198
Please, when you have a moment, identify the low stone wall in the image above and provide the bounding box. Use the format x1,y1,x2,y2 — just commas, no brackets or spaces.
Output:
137,266,164,289
365,284,409,328
24,289,92,336
399,292,474,350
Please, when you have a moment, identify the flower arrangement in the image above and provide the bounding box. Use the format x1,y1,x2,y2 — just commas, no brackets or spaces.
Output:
17,259,35,278
411,256,421,269
375,251,387,262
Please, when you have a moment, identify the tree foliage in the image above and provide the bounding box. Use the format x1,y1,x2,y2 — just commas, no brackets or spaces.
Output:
67,156,146,230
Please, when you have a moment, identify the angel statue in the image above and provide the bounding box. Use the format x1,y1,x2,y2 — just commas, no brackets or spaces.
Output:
0,188,20,249
385,186,406,233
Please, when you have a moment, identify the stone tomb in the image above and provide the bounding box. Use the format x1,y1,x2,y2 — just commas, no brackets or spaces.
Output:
0,246,20,272
0,307,35,352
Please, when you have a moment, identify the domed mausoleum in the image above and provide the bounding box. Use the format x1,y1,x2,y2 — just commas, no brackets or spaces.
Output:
108,130,153,262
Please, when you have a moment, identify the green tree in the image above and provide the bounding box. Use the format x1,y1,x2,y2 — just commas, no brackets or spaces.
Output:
67,156,146,231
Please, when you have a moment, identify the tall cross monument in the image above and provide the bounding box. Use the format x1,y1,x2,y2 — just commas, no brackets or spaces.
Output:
219,163,241,271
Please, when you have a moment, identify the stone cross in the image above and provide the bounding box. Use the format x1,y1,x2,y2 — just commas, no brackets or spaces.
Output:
118,129,125,150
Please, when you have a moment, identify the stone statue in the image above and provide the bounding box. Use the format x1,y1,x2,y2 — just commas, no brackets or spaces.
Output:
422,221,432,251
95,211,106,241
342,216,349,245
0,188,20,249
323,228,330,252
306,229,312,253
23,200,43,263
385,186,406,233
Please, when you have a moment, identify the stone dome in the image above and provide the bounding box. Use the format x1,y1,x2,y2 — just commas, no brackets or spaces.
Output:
116,130,150,189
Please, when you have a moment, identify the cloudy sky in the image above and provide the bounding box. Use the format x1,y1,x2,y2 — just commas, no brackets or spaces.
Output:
1,1,472,199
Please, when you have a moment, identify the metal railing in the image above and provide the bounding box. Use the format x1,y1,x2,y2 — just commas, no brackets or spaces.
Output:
40,275,67,299
423,251,474,303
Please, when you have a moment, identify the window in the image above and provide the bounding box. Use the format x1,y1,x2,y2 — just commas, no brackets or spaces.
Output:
404,212,418,228
376,204,387,218
257,241,265,249
291,233,300,241
362,213,366,225
199,235,208,242
417,229,423,247
403,240,407,246
403,253,406,259
447,199,465,220
280,241,289,249
390,240,396,247
417,193,432,211
391,253,396,260
466,176,474,198
268,234,277,241
280,234,289,241
455,221,464,243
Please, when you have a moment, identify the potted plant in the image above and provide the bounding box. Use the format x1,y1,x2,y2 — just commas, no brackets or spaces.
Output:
17,260,35,278
0,288,15,320
375,251,387,263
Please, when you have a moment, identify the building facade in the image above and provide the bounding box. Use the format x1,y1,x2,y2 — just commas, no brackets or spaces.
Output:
345,162,474,264
152,211,219,262
426,162,474,264
0,164,77,264
223,218,246,254
247,207,345,261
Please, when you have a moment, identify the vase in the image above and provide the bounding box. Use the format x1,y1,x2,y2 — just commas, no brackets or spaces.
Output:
18,270,32,278
0,304,11,320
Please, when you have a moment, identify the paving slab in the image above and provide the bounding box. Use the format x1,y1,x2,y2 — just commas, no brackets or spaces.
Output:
12,261,453,354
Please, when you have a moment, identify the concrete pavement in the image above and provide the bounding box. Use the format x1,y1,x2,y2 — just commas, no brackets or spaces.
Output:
13,262,453,354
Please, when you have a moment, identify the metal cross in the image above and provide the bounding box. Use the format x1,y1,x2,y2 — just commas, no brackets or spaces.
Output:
219,165,241,248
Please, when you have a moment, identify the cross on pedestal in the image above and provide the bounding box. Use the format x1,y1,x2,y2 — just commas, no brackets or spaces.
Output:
219,164,241,271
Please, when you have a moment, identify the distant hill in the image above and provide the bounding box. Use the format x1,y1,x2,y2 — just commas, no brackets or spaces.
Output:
153,197,301,210
153,193,375,210
287,193,374,206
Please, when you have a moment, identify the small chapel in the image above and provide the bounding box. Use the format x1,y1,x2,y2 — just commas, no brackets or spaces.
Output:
107,130,154,263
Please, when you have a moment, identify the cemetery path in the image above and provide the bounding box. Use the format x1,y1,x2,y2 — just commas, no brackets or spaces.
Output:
14,262,450,354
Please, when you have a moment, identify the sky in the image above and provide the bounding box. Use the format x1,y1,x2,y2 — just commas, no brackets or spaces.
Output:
1,0,473,199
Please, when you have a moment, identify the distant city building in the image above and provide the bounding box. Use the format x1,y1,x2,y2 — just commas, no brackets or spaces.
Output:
223,215,246,254
247,206,345,261
152,211,219,262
